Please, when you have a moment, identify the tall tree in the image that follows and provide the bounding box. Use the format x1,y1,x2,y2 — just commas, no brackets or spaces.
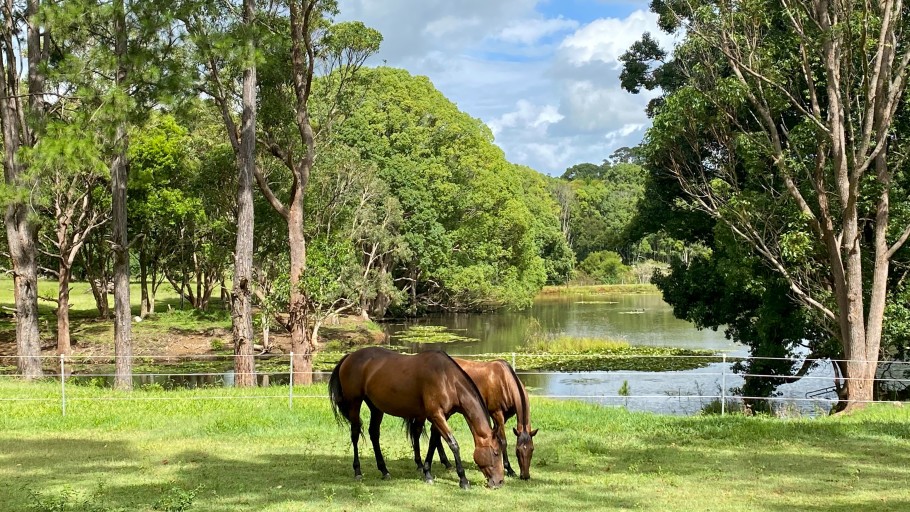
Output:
1,0,47,378
625,0,910,409
183,0,268,386
109,0,132,389
255,3,380,384
232,0,258,386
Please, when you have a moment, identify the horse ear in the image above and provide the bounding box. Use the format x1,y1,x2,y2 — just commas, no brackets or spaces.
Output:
530,428,538,437
513,427,520,437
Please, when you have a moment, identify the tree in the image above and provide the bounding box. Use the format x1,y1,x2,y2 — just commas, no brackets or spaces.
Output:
183,0,265,386
254,2,381,384
625,0,910,410
31,121,109,354
578,251,628,284
1,0,47,378
335,68,554,312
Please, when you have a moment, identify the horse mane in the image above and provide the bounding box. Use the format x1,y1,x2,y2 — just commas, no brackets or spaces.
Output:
438,351,492,426
500,360,529,428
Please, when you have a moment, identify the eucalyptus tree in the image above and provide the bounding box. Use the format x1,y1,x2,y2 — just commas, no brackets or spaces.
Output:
31,121,109,354
1,0,48,378
254,3,381,384
624,0,910,409
182,0,270,386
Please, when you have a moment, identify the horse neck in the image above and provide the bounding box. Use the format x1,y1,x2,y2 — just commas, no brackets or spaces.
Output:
457,379,494,441
503,362,530,430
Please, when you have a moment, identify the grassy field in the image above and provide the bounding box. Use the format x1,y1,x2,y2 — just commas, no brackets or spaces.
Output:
1,381,909,511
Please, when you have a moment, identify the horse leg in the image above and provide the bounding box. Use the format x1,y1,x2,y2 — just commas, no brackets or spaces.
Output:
366,403,390,479
432,426,454,470
429,415,470,490
347,400,364,480
421,427,445,482
407,419,425,472
493,411,515,477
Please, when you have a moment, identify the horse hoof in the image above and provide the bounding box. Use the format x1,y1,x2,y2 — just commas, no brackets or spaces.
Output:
354,474,363,481
443,464,454,471
424,476,434,484
506,470,517,478
382,473,391,480
459,480,471,490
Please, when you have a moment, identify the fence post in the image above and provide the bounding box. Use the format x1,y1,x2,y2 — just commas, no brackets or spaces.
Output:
721,353,727,416
289,352,294,409
60,354,66,417
512,352,516,369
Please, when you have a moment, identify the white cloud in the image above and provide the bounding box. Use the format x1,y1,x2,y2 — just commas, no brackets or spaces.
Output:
338,1,671,174
488,100,564,137
423,16,483,38
559,9,674,68
496,16,579,45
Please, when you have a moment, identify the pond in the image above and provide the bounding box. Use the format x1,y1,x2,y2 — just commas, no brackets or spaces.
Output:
65,292,838,415
383,292,837,415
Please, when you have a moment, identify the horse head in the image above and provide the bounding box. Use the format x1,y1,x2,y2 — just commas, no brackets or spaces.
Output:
513,425,538,480
473,432,504,488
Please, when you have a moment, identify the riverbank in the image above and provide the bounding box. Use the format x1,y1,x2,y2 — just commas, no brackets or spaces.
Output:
539,283,660,296
1,381,907,511
2,281,676,371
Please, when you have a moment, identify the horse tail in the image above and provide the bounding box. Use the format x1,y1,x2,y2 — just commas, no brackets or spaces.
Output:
404,418,426,451
328,353,351,426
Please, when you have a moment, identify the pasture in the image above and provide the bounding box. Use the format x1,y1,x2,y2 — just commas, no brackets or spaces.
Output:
1,381,909,511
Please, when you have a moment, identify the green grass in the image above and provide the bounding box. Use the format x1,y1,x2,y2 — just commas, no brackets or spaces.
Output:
1,381,908,511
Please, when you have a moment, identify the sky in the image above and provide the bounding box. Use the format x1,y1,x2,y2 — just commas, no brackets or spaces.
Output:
337,0,675,176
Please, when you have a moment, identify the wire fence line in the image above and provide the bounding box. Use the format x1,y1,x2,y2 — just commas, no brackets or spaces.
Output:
1,352,908,416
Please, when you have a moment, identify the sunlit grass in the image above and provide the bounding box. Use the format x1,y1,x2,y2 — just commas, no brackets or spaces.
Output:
527,335,630,353
1,380,908,511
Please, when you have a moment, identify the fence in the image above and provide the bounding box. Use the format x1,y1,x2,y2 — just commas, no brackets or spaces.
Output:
1,352,908,417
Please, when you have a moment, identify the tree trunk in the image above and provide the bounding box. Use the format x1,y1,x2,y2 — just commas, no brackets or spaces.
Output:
56,263,72,355
111,0,132,390
5,209,43,378
288,196,314,385
88,275,111,319
1,0,44,379
231,0,258,387
111,129,132,390
139,248,151,317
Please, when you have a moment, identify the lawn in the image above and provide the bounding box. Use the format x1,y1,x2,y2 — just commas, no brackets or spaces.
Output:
1,381,908,511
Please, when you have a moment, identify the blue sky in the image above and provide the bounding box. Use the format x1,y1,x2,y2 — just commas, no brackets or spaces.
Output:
337,0,673,176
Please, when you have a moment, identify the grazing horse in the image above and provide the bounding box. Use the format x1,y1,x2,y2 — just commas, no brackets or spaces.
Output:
328,347,505,489
431,359,538,480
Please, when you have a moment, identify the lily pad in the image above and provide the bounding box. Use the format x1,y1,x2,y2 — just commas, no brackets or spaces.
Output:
391,325,479,344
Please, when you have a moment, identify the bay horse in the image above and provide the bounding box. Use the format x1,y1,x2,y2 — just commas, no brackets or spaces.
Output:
431,358,537,479
328,347,505,489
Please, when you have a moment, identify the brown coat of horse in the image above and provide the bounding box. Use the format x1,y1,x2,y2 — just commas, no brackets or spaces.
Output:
432,358,537,479
329,347,505,489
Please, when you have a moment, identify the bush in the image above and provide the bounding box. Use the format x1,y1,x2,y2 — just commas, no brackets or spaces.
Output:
578,251,629,284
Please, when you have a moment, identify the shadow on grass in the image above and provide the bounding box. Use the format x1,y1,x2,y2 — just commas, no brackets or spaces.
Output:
5,412,910,512
0,436,640,511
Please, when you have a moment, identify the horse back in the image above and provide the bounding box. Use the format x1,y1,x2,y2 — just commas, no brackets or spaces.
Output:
454,358,517,417
340,347,462,418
